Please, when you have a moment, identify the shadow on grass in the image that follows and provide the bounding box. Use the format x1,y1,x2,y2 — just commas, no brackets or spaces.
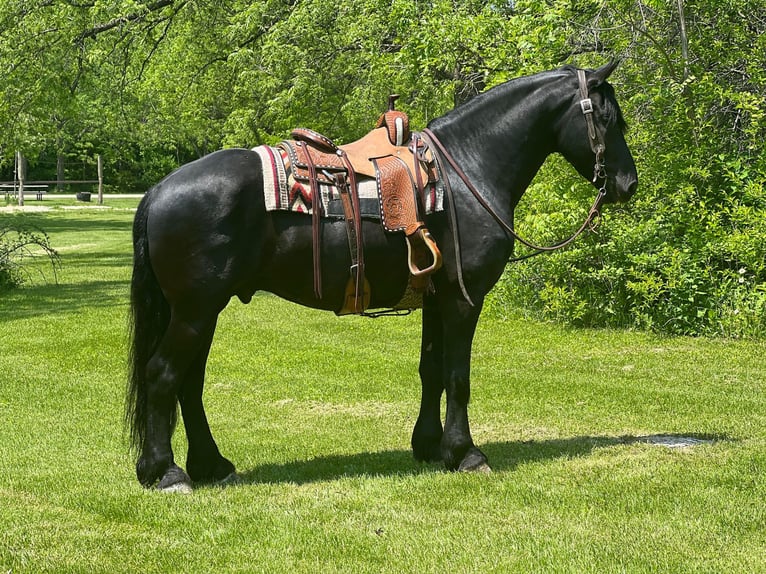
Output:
1,279,129,321
233,433,725,486
58,250,134,268
7,212,134,234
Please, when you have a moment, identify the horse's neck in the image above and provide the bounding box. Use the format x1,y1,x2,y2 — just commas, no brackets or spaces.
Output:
430,74,565,209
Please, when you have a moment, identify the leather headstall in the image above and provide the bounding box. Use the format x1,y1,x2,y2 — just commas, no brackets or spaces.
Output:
576,69,607,186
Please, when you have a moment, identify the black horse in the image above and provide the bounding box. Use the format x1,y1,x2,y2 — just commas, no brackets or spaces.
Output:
127,62,637,491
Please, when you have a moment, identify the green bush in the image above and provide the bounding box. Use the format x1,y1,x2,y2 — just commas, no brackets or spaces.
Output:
487,0,766,337
0,222,59,290
491,154,766,337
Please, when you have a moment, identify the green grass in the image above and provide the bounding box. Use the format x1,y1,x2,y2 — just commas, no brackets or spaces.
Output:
0,193,138,210
1,204,765,573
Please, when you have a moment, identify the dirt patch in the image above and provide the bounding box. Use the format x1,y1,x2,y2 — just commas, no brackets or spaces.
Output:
633,435,715,448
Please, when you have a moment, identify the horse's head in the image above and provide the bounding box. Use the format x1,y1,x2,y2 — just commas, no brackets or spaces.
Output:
555,62,638,204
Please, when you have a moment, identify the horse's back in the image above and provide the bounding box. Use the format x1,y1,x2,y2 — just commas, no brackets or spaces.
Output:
148,148,265,212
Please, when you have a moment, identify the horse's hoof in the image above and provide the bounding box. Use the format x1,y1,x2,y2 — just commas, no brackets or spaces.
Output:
158,480,194,494
459,460,492,473
457,447,492,473
186,454,236,484
156,464,193,493
413,443,443,464
411,425,444,463
216,472,242,487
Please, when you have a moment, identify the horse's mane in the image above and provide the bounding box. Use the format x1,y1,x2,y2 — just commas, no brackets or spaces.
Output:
432,65,627,134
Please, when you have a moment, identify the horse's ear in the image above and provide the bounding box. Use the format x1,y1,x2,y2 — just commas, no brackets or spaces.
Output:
588,59,620,89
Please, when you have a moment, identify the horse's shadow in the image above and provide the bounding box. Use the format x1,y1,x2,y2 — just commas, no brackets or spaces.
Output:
232,433,723,487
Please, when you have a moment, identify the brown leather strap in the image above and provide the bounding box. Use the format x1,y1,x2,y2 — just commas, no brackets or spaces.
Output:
334,172,356,252
337,151,367,313
410,132,426,214
333,173,361,314
417,130,473,305
422,128,604,256
577,70,603,156
576,69,607,183
298,141,323,299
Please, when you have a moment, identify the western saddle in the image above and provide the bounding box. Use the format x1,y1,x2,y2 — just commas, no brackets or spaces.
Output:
280,95,442,315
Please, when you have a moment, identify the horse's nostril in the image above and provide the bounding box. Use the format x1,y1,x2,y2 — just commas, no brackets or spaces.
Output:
627,179,638,197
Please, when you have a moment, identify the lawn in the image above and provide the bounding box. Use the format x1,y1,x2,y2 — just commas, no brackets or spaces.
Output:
1,203,765,573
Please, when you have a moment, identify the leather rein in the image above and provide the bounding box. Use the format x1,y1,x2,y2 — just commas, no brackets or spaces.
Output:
421,68,609,270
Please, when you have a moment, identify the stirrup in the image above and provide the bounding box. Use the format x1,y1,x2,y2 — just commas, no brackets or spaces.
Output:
406,227,442,277
338,274,371,315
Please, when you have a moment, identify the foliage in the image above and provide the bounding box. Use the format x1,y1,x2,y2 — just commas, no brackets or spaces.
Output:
0,0,764,335
493,0,766,336
0,220,59,290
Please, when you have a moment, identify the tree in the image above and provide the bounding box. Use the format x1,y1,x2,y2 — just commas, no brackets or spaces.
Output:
0,0,763,335
498,0,766,336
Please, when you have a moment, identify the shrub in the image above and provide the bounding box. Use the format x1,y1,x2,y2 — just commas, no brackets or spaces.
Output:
0,222,60,290
490,155,766,337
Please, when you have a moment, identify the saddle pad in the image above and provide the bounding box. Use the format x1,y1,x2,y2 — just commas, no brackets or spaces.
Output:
253,145,443,219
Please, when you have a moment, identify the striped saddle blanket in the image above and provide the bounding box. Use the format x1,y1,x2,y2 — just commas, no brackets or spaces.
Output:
253,143,444,221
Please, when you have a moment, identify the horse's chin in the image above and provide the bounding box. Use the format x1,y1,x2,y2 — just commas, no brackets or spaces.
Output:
601,178,637,204
600,191,625,205
616,176,638,203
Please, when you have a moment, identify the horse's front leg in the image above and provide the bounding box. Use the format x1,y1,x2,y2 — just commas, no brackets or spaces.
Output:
440,297,491,472
412,295,445,462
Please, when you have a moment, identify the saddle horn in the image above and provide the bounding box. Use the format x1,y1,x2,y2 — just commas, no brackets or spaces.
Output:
376,94,410,146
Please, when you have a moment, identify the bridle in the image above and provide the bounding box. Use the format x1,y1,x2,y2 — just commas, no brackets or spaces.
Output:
421,68,609,268
578,68,608,191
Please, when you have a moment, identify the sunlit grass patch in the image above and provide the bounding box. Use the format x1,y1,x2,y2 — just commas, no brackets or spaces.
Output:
1,205,765,573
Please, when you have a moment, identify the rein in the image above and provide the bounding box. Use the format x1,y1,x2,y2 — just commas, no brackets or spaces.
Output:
421,68,609,268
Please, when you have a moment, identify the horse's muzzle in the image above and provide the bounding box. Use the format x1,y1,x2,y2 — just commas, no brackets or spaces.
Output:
604,173,637,204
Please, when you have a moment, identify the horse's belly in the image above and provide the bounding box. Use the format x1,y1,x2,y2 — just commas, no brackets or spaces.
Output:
258,214,411,312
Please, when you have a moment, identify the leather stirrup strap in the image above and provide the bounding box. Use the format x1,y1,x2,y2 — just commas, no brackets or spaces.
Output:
419,129,474,307
298,141,322,299
333,171,360,313
339,151,366,312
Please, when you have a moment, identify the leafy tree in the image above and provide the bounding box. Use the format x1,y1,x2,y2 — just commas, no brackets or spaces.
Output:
497,0,766,336
0,0,763,335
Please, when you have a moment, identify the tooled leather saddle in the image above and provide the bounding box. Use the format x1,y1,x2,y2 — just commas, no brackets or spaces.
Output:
279,95,442,315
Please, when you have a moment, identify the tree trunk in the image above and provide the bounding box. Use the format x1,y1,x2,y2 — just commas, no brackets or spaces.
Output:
57,154,65,193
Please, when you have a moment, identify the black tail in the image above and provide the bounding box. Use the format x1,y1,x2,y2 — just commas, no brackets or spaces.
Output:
126,191,173,455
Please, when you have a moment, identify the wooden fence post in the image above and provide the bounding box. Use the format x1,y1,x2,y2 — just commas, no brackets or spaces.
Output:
97,154,104,205
17,151,24,207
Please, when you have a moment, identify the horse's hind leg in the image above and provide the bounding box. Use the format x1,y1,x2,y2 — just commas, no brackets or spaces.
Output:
137,309,219,491
179,318,236,484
